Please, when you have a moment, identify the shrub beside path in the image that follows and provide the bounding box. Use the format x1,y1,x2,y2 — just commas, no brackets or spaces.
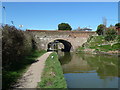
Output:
14,52,52,88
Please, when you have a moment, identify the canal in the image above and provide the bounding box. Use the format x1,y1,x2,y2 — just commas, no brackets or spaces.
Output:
58,51,119,88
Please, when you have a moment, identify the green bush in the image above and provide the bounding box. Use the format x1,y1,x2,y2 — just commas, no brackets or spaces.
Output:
104,35,116,41
2,25,46,89
96,24,105,35
2,25,35,70
115,23,120,28
117,35,120,43
112,43,120,50
104,28,117,41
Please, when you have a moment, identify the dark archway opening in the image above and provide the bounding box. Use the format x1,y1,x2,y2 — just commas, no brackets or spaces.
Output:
47,39,72,52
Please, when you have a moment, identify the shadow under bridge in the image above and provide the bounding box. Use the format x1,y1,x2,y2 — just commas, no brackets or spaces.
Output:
47,39,72,52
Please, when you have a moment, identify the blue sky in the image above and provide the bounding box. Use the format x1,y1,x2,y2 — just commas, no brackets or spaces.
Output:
2,2,118,31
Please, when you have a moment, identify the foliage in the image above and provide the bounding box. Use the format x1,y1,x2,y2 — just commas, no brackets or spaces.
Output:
38,52,67,88
2,25,33,70
96,24,105,35
2,25,47,89
83,36,105,48
58,23,72,30
112,43,120,50
115,23,120,28
117,35,120,43
105,28,117,35
104,28,117,41
81,35,119,52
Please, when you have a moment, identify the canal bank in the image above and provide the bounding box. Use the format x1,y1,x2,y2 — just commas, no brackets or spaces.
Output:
77,35,120,56
38,52,67,88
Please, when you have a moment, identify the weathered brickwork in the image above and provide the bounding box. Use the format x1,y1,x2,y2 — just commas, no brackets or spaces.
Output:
27,30,96,51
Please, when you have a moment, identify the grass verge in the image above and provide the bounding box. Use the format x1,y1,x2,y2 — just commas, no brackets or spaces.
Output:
3,50,46,89
38,52,67,88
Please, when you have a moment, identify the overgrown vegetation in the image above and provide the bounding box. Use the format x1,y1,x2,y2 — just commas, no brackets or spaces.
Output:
79,35,120,52
78,23,119,53
96,24,105,35
104,28,117,41
38,52,67,88
3,25,33,70
2,25,46,89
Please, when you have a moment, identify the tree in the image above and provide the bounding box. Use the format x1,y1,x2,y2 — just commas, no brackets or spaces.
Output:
96,24,105,35
104,28,117,41
58,23,72,30
115,23,120,28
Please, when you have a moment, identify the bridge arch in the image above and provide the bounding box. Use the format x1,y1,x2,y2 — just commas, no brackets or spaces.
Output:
47,39,72,52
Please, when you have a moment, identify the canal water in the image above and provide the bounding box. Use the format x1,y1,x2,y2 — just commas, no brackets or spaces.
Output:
58,51,119,88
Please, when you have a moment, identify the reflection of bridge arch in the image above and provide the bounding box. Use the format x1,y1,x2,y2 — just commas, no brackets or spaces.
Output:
47,39,72,52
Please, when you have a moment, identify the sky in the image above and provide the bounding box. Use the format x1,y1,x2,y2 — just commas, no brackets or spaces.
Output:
1,2,119,31
1,0,120,2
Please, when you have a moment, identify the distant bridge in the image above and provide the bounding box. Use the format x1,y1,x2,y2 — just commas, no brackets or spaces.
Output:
27,30,96,52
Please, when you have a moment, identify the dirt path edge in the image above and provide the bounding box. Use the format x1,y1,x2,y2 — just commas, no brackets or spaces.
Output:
14,52,52,88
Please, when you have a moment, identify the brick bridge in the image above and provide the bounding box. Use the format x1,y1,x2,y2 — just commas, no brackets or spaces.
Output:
27,30,96,52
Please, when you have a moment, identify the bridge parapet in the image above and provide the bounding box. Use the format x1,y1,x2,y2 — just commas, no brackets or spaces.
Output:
27,30,95,37
27,30,96,51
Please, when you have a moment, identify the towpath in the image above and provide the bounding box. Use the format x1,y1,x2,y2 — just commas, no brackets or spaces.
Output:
14,52,52,88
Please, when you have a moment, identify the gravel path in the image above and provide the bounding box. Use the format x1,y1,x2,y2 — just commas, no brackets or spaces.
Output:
14,52,52,88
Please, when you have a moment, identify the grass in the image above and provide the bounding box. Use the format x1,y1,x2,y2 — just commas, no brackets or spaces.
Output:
80,36,119,52
90,43,120,52
38,52,67,88
87,36,105,48
77,46,85,51
97,45,113,52
3,50,46,89
112,43,120,50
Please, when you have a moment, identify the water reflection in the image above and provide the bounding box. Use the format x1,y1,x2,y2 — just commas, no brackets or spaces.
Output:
58,51,72,65
58,52,119,88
